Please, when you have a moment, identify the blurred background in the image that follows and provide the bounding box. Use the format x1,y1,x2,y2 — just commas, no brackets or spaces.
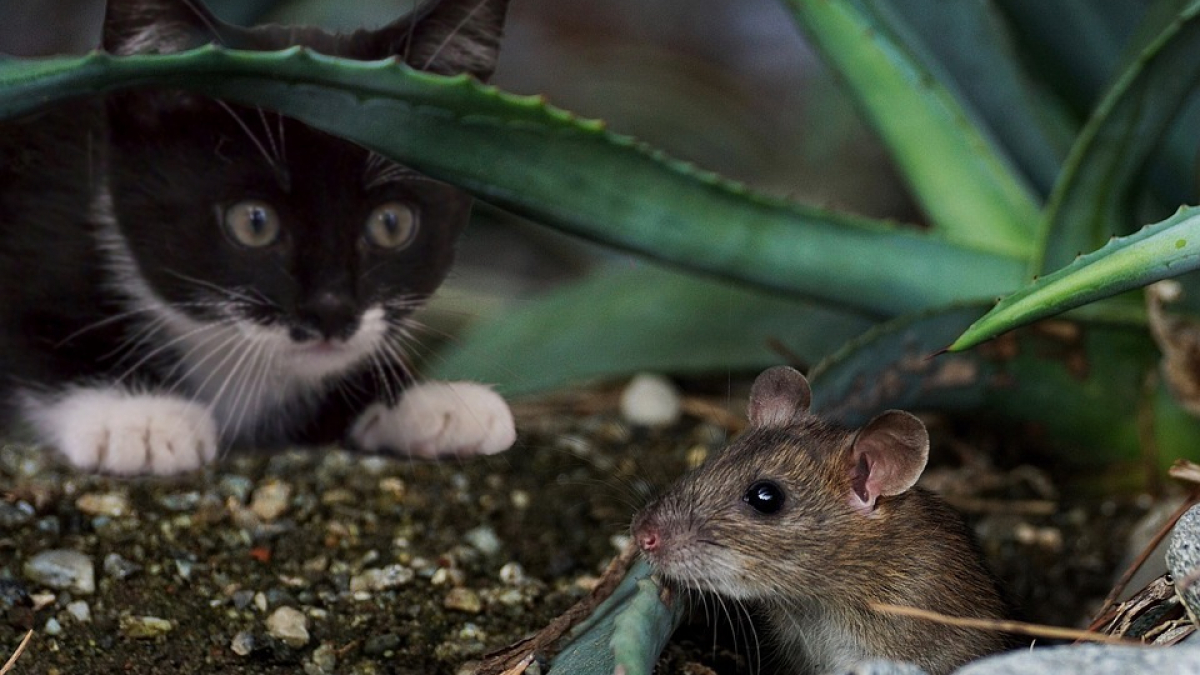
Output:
0,0,912,361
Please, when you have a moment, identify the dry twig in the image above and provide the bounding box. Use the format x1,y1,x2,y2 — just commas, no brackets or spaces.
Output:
872,603,1143,646
1,630,32,675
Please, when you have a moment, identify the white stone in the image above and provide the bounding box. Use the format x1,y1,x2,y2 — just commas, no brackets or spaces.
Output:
619,373,682,427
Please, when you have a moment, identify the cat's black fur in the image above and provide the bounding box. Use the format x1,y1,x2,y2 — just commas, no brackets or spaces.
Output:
0,0,513,472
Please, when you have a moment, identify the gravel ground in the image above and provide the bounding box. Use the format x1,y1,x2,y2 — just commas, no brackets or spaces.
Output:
0,391,1166,674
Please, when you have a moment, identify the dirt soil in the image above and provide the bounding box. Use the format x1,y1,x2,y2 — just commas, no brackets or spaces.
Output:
0,387,1165,674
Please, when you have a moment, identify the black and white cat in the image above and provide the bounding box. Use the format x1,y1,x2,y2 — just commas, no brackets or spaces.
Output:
0,0,515,475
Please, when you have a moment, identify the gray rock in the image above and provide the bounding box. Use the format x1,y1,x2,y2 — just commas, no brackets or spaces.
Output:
956,644,1200,674
23,549,95,595
1167,503,1200,624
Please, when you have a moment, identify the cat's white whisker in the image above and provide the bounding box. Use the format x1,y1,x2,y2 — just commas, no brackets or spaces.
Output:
256,107,281,165
111,317,233,388
226,333,274,441
215,100,285,185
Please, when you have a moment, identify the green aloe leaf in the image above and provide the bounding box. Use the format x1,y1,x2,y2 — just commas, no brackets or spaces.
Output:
782,0,1042,258
1035,0,1200,273
996,0,1147,116
0,47,1023,316
432,263,875,395
870,0,1076,197
951,206,1200,353
812,304,1200,469
550,561,682,675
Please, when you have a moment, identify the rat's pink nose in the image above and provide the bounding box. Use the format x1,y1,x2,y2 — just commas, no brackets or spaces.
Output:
637,527,660,552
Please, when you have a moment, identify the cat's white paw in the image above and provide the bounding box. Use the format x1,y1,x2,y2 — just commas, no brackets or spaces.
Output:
351,381,516,459
23,388,218,475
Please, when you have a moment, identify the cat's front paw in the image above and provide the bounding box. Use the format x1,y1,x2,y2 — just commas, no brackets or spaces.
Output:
350,381,516,459
25,389,219,475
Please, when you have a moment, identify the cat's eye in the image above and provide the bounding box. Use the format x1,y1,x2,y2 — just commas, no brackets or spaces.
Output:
743,480,785,515
364,202,418,250
224,200,280,248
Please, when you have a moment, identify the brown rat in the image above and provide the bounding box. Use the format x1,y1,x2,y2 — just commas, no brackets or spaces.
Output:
631,366,1007,675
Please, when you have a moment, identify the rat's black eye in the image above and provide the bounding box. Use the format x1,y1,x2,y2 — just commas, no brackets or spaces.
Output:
743,480,785,515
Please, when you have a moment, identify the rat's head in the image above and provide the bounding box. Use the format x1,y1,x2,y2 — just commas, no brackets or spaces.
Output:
631,366,929,600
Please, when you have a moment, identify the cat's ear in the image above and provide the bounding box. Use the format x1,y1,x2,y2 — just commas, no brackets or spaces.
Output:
103,0,226,56
373,0,510,81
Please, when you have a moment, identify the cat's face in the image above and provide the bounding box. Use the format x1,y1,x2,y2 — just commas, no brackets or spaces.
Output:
97,0,506,382
103,110,470,378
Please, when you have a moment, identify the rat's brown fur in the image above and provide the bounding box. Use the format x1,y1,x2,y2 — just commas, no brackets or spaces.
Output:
632,368,1007,675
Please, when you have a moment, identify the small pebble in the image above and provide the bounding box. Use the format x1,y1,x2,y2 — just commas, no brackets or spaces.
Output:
266,606,310,647
218,476,254,503
250,480,293,522
619,373,682,427
76,492,132,518
498,562,525,586
44,617,62,636
157,491,202,512
509,490,530,510
458,623,486,641
103,553,142,580
364,633,402,656
30,593,56,611
304,642,338,675
350,565,415,593
231,631,255,656
464,526,502,556
65,600,91,623
379,477,406,500
120,615,173,639
443,588,483,614
231,589,255,610
24,550,95,595
0,501,34,528
431,567,465,587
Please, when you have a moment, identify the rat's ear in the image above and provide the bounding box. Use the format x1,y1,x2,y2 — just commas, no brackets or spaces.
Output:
371,0,510,81
848,410,928,514
103,0,226,56
747,366,812,428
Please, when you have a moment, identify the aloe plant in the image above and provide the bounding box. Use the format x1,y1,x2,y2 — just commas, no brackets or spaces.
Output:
1,0,1196,451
